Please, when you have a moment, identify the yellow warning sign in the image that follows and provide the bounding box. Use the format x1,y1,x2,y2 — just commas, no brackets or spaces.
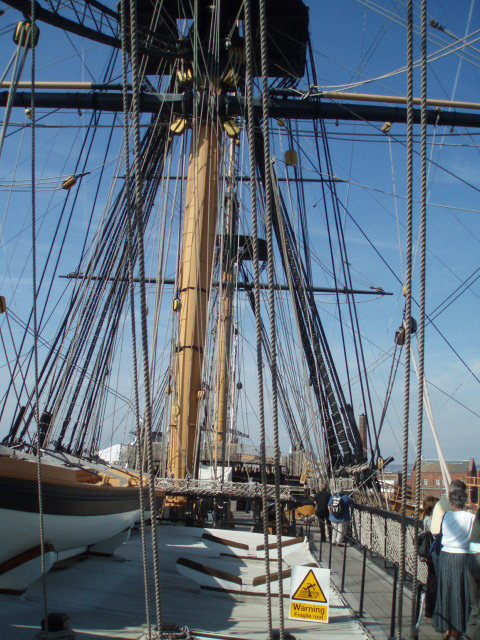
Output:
289,566,330,624
289,602,329,624
291,569,327,603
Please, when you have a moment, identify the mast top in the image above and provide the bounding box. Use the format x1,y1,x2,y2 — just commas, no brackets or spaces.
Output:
124,0,309,78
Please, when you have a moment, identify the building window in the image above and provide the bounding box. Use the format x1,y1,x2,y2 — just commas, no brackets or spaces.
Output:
435,479,440,487
423,479,428,486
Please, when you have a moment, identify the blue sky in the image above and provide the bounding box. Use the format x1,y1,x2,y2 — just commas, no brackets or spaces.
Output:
1,0,480,467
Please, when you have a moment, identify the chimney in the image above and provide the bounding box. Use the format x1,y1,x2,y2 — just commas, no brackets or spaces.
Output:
359,413,368,459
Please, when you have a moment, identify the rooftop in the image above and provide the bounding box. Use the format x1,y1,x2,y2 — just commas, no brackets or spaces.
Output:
414,458,476,473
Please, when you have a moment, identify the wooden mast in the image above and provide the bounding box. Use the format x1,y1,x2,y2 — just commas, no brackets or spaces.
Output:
167,122,220,480
214,140,237,465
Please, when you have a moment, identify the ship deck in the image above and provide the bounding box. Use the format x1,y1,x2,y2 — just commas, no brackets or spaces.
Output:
310,527,443,640
0,524,369,640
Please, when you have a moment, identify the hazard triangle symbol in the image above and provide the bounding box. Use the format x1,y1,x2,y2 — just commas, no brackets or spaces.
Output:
292,569,327,603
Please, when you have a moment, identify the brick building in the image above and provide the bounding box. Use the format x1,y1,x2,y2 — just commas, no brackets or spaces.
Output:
410,458,478,504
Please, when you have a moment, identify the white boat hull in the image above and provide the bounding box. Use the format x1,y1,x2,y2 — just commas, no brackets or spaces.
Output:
0,506,140,594
0,450,146,593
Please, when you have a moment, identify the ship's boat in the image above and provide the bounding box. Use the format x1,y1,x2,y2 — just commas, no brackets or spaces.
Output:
0,445,156,594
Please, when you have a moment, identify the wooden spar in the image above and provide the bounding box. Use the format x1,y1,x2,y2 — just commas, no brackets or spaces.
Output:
214,140,237,460
0,81,111,90
6,83,480,112
7,91,480,127
167,123,220,480
213,275,234,461
60,274,391,296
315,90,480,111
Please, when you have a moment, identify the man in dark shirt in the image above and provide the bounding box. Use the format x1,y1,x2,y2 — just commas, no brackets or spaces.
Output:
328,491,353,545
314,483,331,542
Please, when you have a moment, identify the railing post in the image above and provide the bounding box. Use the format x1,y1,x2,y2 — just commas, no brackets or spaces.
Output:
384,517,388,567
389,563,399,640
340,538,348,593
328,535,333,569
411,582,423,640
359,507,362,545
319,534,323,563
357,546,367,617
370,511,373,551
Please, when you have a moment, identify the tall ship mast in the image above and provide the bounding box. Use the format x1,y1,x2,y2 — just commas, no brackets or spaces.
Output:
0,0,479,637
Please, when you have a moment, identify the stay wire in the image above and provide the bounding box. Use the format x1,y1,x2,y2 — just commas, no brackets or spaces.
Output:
29,4,49,631
326,184,480,389
0,34,29,158
376,344,402,441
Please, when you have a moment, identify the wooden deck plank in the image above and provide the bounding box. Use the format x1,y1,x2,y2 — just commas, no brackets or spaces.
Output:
0,524,370,640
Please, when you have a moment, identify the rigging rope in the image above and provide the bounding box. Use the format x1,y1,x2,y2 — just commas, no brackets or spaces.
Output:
120,0,151,634
128,0,163,634
397,0,415,636
243,1,273,637
411,0,428,634
0,29,29,158
258,0,285,636
29,2,49,629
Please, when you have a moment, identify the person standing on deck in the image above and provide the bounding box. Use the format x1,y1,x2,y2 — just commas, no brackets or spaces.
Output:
328,490,353,546
422,495,439,620
433,480,475,640
431,493,452,574
314,482,331,542
467,507,480,640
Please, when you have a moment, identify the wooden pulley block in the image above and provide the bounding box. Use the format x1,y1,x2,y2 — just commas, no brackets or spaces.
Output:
285,149,298,167
14,21,39,48
177,66,193,85
223,119,240,139
170,118,189,136
62,175,77,190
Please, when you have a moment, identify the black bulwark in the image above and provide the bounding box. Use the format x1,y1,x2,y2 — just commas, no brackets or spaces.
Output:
0,476,141,516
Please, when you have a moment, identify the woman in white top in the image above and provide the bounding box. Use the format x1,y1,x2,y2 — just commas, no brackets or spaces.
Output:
468,509,480,640
433,480,475,639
